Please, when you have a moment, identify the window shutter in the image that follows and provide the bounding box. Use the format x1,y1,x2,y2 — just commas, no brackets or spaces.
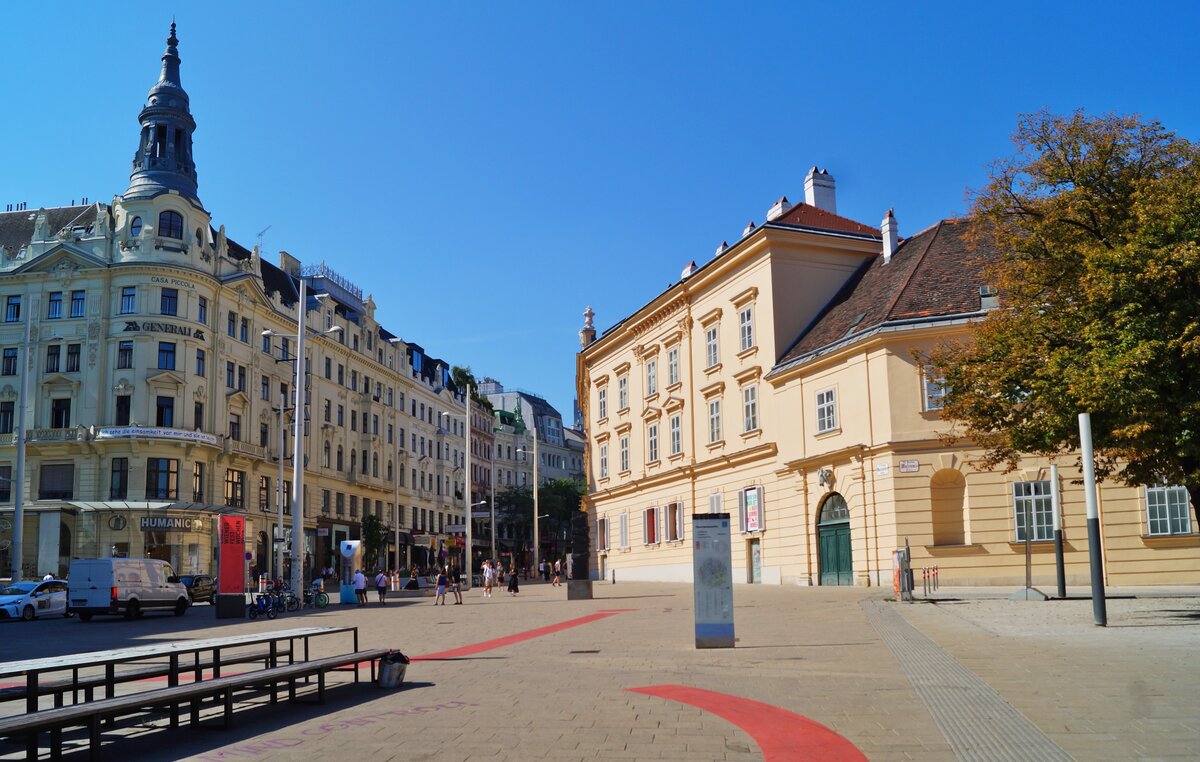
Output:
737,489,747,533
676,503,685,541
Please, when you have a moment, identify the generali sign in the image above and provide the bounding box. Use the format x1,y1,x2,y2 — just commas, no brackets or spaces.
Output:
122,320,205,340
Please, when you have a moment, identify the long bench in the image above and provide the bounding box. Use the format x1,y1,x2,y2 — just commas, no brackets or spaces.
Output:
0,646,292,707
0,648,387,761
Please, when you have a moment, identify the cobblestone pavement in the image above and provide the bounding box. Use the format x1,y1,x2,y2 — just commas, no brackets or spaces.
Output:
2,581,1197,761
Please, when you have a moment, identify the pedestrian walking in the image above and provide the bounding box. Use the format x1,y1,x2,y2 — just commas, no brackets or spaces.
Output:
353,568,368,606
507,565,520,595
450,566,463,604
552,558,562,586
374,569,388,605
483,560,495,598
434,567,449,605
538,560,547,582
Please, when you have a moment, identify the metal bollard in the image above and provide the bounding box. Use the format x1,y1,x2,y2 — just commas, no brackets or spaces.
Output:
611,569,616,584
933,566,939,592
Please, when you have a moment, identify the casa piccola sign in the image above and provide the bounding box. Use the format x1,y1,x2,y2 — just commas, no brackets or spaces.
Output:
123,321,205,340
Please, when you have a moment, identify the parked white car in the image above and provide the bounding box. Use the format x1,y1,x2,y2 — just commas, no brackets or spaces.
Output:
68,558,190,621
0,580,70,621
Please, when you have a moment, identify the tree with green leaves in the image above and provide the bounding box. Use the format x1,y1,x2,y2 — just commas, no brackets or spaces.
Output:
360,513,391,571
928,109,1200,527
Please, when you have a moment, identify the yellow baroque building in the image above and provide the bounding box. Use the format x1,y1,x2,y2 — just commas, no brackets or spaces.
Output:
577,174,1199,587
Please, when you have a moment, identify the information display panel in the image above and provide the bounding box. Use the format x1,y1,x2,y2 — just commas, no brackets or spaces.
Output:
692,513,734,648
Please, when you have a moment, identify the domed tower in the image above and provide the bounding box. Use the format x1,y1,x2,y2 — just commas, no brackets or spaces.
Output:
124,22,201,208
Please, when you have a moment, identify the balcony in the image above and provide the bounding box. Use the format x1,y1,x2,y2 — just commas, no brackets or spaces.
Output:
95,426,220,447
27,428,85,443
0,433,17,446
227,439,265,459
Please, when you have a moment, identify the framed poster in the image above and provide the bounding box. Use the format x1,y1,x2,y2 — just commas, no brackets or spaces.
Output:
692,513,734,648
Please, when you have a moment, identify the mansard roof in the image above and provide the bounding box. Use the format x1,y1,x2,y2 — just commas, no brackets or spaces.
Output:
774,217,998,368
0,205,99,258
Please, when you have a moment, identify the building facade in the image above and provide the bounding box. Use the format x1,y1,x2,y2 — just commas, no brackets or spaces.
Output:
578,169,1200,587
0,25,474,581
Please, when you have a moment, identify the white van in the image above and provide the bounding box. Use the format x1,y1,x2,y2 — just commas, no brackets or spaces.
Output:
68,558,191,621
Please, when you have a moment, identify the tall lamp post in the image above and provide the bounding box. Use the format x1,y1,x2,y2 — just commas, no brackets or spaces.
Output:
515,422,539,575
9,295,31,581
262,279,341,595
387,338,405,572
437,381,472,582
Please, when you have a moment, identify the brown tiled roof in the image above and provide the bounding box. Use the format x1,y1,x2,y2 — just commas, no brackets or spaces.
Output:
775,218,998,365
767,202,881,237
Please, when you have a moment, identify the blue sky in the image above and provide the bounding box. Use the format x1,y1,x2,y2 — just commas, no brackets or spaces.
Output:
5,2,1198,419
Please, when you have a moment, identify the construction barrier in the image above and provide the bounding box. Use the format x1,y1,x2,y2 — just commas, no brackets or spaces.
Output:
257,574,269,593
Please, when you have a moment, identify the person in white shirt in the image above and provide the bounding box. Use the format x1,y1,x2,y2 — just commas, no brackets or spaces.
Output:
42,572,54,581
482,560,495,598
353,569,367,606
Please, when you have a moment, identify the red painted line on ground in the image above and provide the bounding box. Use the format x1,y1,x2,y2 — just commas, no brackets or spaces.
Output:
411,609,631,661
628,684,866,762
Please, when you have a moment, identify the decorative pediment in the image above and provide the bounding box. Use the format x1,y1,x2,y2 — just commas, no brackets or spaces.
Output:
730,286,759,309
613,361,631,376
42,372,80,389
662,395,685,413
226,389,250,406
733,366,762,385
593,374,610,388
698,307,723,327
145,370,186,387
640,406,662,421
700,380,725,398
10,245,107,281
614,422,632,435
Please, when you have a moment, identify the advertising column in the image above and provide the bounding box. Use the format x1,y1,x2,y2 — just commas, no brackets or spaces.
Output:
215,515,246,618
692,513,734,648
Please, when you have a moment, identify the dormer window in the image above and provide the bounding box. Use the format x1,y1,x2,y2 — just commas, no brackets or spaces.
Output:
159,210,183,239
130,217,143,237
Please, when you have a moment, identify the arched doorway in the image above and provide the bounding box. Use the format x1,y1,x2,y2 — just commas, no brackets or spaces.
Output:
817,493,853,586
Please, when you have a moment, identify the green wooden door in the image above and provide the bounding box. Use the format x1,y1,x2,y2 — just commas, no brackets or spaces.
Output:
818,522,852,586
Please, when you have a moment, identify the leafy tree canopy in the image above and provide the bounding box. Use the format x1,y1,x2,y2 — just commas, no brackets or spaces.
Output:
360,513,390,571
928,109,1200,525
451,365,493,410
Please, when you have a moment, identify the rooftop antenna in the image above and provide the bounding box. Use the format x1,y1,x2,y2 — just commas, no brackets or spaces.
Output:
256,224,272,255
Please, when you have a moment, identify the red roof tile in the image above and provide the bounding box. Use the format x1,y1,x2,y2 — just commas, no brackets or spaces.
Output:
768,202,880,237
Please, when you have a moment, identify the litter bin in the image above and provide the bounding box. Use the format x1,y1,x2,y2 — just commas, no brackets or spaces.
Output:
378,650,409,688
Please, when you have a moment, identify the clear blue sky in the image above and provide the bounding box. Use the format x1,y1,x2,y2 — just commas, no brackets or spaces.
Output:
6,2,1198,419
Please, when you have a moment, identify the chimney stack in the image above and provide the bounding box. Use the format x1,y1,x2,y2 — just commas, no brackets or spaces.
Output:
766,196,792,221
804,167,837,214
882,209,898,263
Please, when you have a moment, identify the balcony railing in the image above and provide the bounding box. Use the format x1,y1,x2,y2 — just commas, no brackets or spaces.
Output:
27,428,84,443
227,440,266,458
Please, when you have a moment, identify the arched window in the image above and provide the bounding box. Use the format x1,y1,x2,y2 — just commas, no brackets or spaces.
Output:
130,217,143,237
336,446,344,472
158,210,183,239
818,493,850,523
323,442,331,468
930,469,967,545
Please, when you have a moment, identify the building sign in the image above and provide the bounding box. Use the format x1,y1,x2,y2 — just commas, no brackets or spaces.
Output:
875,461,891,476
140,516,203,532
692,513,734,649
122,321,205,340
151,275,196,290
445,523,466,533
96,427,219,446
218,515,245,595
899,459,920,474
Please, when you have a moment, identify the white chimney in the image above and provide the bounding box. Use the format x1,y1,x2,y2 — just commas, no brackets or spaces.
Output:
742,220,756,238
766,196,792,221
804,167,837,214
681,261,698,279
882,208,898,263
714,241,729,257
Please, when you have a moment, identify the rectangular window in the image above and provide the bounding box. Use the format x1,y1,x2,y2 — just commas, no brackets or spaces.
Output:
38,463,74,500
259,422,269,448
321,489,331,514
193,462,205,502
155,395,174,427
70,290,85,318
619,512,629,548
281,337,290,361
117,340,133,369
596,517,609,551
51,398,71,428
619,435,629,473
239,317,249,342
0,348,15,376
618,376,628,410
742,385,758,432
1146,485,1192,536
646,359,657,396
197,296,208,325
194,401,203,429
115,396,131,426
644,506,659,545
669,414,681,456
229,413,241,441
47,292,63,319
0,402,14,434
224,469,245,508
337,405,344,426
923,367,947,412
336,493,345,516
708,399,722,443
739,307,754,351
225,361,235,388
158,341,175,370
261,375,271,402
666,501,684,542
65,344,80,373
4,296,19,322
599,444,609,479
1013,481,1053,542
110,458,129,499
195,349,205,377
146,458,179,499
160,288,178,316
816,388,837,433
647,423,659,463
705,326,719,368
0,465,9,502
667,347,679,386
237,366,246,391
259,475,271,512
227,311,237,338
598,388,607,420
120,287,136,314
262,333,271,354
738,486,764,533
45,345,61,373
708,492,722,514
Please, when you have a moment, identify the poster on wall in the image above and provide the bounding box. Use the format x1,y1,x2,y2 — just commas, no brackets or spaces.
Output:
218,515,246,594
743,487,762,532
692,513,734,648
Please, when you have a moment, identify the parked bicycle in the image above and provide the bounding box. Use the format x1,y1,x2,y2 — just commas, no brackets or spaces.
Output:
303,582,329,609
246,593,277,620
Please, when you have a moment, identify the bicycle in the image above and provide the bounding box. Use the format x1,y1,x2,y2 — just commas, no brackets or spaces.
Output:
303,584,329,609
246,593,277,620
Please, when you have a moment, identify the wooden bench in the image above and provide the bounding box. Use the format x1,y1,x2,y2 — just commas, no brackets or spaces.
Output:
0,646,292,707
0,649,387,761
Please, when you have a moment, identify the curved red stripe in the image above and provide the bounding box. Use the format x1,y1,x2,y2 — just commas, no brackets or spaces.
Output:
412,610,630,661
628,684,865,762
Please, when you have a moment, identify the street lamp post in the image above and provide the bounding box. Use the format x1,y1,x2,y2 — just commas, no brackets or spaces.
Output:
262,280,342,595
276,390,287,581
9,295,31,581
516,422,539,575
438,382,472,582
387,338,404,573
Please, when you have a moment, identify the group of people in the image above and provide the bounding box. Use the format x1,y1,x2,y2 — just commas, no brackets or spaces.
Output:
537,558,566,586
350,568,394,606
480,560,520,597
